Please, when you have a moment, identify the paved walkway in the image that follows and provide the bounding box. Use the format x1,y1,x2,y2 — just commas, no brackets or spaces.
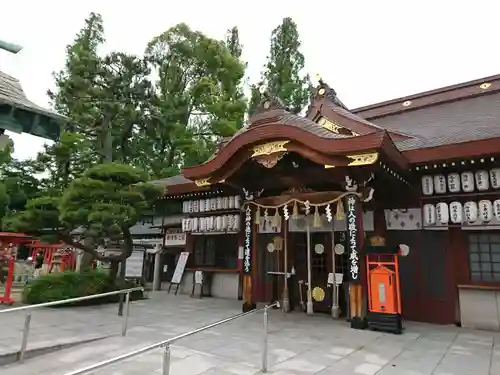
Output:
1,292,499,375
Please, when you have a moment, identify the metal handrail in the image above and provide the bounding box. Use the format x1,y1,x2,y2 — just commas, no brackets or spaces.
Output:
1,286,144,363
64,302,280,375
0,287,143,314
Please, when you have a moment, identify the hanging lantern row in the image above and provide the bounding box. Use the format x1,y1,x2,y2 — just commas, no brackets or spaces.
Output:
182,214,241,233
164,189,224,200
182,195,241,213
414,157,496,171
423,199,500,226
379,161,410,186
421,169,500,196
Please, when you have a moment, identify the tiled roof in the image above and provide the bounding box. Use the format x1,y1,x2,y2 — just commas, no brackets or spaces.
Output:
232,108,349,141
0,71,66,122
372,92,500,150
150,175,192,187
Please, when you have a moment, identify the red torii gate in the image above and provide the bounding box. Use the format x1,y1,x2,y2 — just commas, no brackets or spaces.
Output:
0,232,33,305
26,241,77,273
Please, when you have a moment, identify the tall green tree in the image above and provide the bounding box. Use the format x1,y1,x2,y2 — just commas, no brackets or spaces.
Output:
249,17,312,115
141,23,247,175
48,12,152,167
13,13,156,283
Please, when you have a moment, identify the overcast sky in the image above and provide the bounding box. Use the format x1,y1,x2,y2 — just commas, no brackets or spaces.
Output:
1,1,499,160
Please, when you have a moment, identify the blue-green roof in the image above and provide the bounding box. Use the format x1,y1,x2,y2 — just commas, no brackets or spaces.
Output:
0,71,68,141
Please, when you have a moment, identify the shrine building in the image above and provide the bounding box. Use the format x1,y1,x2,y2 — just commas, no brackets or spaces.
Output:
158,74,500,330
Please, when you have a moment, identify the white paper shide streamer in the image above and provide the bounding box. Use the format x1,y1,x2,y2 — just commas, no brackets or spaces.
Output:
433,175,446,194
421,175,434,196
478,200,493,223
423,204,436,226
449,201,463,224
464,201,478,223
435,202,449,224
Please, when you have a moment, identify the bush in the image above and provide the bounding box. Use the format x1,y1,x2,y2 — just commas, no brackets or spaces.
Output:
22,271,145,306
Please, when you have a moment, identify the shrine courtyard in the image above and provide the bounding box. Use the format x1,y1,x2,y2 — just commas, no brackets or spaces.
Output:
1,292,499,375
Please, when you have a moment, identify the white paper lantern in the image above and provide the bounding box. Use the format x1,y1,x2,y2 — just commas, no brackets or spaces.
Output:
205,199,211,211
434,175,447,194
234,196,241,209
475,170,490,191
421,175,434,196
182,201,188,213
478,200,493,223
436,202,449,224
222,197,228,209
210,198,217,211
187,201,194,213
447,173,460,193
222,215,228,230
449,201,463,224
199,199,205,212
192,200,199,213
192,217,199,232
233,215,241,231
464,201,478,223
423,204,436,226
461,172,475,192
228,196,235,209
216,197,223,210
493,200,500,221
490,169,500,189
181,218,187,231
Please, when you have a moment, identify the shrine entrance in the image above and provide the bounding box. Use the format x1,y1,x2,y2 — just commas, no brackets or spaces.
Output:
292,230,332,313
181,83,412,322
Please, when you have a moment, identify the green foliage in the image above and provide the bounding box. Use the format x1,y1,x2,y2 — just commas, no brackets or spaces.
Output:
249,17,312,115
22,271,144,305
59,163,161,242
3,196,61,236
143,23,247,173
36,131,94,192
5,162,162,261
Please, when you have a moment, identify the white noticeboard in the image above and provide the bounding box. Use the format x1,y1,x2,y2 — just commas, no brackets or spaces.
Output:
126,250,144,278
171,252,190,284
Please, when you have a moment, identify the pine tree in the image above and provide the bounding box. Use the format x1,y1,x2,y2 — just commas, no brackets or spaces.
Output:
249,17,311,115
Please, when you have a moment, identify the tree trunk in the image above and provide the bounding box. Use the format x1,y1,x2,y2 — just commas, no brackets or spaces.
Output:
117,258,126,316
109,260,119,281
79,252,93,272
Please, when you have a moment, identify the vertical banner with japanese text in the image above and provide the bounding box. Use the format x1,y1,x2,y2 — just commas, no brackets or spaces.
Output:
346,194,361,284
243,205,253,274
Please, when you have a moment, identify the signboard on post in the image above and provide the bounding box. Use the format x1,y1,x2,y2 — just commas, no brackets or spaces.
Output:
168,252,189,295
243,206,252,274
346,195,361,283
164,229,186,247
125,250,144,278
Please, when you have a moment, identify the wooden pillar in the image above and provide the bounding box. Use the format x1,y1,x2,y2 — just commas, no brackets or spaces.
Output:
282,219,290,312
242,205,256,312
345,194,366,328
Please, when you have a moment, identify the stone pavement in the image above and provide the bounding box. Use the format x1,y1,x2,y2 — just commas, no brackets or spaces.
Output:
1,292,500,375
